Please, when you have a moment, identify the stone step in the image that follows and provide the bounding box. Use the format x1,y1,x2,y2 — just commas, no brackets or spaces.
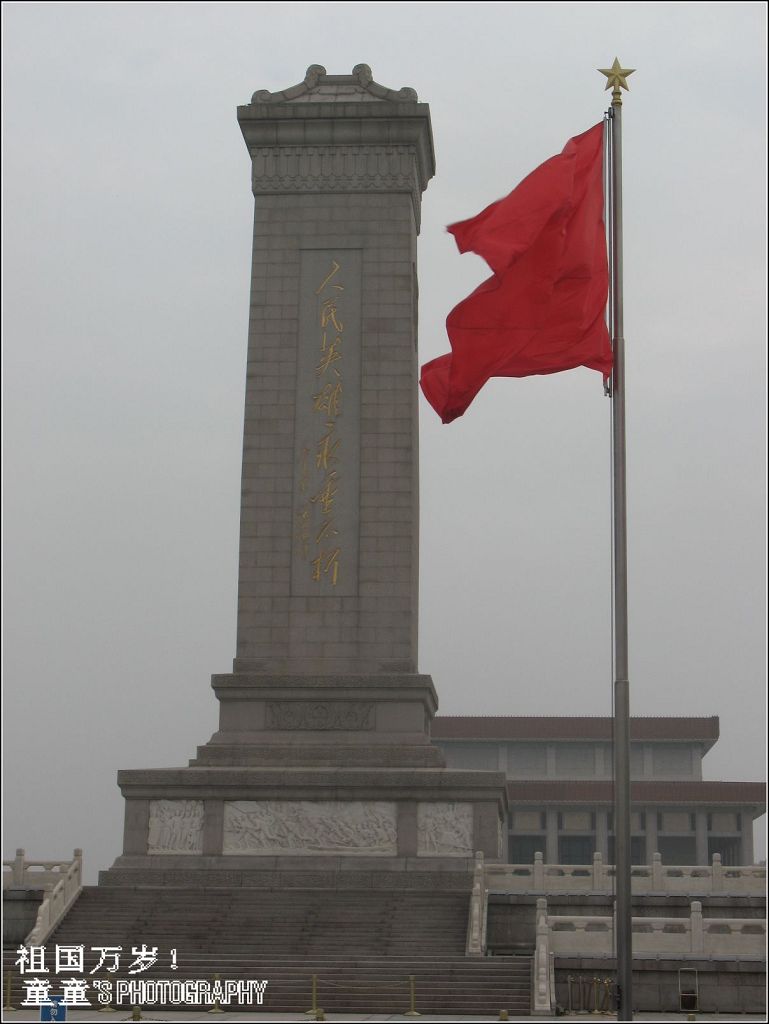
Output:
4,885,531,1014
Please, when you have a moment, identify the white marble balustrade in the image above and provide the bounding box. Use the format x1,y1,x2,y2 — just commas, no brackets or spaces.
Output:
485,852,766,896
3,848,83,946
541,900,766,958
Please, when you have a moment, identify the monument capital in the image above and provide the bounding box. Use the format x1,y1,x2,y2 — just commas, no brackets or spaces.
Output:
248,63,420,105
237,63,435,201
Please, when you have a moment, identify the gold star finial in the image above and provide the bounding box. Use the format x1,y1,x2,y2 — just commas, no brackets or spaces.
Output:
598,58,635,105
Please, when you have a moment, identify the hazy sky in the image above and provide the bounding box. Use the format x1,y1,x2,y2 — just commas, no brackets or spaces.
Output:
3,2,766,879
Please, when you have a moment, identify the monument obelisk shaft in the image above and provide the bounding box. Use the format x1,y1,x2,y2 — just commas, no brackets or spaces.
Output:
234,64,432,677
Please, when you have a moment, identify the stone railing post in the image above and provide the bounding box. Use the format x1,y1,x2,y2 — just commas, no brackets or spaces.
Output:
690,900,704,954
531,897,553,1015
592,851,604,890
534,851,545,889
711,853,723,893
73,850,83,890
652,852,663,891
479,852,488,952
466,851,486,956
13,848,26,886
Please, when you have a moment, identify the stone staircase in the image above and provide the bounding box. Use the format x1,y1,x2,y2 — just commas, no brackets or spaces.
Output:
3,887,532,1014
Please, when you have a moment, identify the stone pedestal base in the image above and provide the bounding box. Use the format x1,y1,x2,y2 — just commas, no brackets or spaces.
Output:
103,672,508,889
101,765,507,889
191,674,445,768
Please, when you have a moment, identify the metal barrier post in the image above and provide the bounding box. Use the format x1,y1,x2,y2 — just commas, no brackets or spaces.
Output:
405,974,420,1016
602,974,614,1015
208,972,224,1014
96,977,116,1012
305,973,319,1015
591,976,600,1013
4,970,17,1012
578,975,587,1014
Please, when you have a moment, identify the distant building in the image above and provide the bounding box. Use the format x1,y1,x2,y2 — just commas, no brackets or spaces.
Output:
431,716,764,865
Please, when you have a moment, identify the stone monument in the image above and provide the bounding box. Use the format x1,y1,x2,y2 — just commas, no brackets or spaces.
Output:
102,66,506,889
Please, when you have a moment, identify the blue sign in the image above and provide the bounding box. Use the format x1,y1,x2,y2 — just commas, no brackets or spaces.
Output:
39,996,67,1022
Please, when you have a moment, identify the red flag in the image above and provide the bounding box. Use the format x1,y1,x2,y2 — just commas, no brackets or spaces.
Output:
420,122,612,423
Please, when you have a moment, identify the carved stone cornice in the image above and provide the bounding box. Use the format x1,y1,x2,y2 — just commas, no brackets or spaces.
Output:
238,65,435,200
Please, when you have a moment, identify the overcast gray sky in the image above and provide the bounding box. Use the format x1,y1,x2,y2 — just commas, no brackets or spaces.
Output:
3,2,766,879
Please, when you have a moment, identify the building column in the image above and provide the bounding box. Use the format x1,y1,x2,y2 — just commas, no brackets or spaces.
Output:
642,744,654,778
695,811,708,865
596,809,609,860
546,745,556,777
645,806,658,864
545,809,559,864
497,743,508,775
741,813,755,865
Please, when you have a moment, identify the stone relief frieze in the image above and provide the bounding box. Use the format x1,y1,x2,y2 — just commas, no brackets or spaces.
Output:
147,800,204,855
250,145,422,226
417,801,474,857
266,701,374,731
223,800,397,855
251,145,419,191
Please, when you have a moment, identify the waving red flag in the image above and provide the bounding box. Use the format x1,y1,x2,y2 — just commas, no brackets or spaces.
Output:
420,122,612,423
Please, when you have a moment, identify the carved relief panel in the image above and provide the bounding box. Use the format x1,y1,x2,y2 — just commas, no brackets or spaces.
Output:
147,800,204,855
266,701,374,731
223,800,397,855
417,801,473,856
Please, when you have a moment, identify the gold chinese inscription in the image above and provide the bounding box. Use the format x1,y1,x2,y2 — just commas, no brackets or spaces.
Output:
297,259,347,587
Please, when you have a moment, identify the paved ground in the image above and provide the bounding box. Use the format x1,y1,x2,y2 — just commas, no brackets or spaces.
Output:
4,1012,766,1023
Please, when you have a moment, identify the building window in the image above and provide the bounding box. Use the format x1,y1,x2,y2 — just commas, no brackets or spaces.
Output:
509,835,545,863
708,837,741,866
558,835,595,864
658,836,697,865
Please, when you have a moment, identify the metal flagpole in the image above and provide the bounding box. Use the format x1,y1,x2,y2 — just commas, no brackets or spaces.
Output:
599,56,635,1022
